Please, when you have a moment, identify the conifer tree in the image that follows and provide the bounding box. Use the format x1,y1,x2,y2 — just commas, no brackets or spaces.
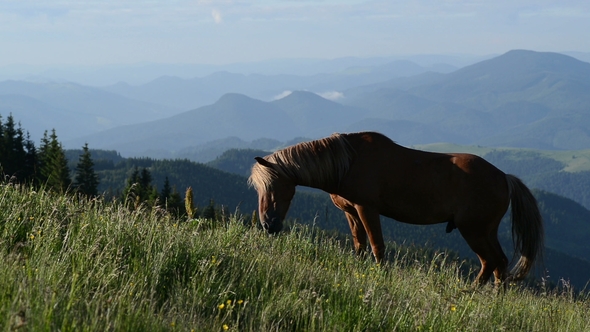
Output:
167,187,184,217
123,166,158,206
0,115,27,180
0,115,6,178
160,176,172,204
123,166,141,202
139,168,152,194
147,186,159,206
39,129,71,192
74,143,99,197
203,199,217,220
159,178,184,216
23,132,40,184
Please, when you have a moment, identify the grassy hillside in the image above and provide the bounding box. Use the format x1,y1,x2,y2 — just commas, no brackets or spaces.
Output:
415,143,590,172
2,184,590,331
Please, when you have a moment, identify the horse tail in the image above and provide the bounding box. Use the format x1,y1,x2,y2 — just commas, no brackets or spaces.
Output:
506,174,544,280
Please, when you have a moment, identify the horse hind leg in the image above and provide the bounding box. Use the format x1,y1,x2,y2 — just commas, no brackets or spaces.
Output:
489,235,509,285
458,226,508,286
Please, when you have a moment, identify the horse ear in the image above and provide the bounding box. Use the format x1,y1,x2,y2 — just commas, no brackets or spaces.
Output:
255,157,274,168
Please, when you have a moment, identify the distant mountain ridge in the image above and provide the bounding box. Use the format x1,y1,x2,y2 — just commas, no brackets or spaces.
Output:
1,58,451,143
342,50,590,149
0,80,178,141
65,91,359,155
100,59,449,111
66,50,590,156
4,50,590,155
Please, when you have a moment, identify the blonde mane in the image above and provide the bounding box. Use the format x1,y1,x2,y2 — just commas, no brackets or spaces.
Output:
248,133,355,191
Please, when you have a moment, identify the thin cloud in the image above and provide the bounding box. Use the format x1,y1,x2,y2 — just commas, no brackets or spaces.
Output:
318,91,344,101
272,90,292,100
211,9,222,23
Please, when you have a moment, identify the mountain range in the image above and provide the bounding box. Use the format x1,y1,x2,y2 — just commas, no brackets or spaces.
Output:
1,50,590,157
60,50,590,157
0,81,178,141
64,91,366,156
342,50,590,149
98,60,459,111
0,59,452,143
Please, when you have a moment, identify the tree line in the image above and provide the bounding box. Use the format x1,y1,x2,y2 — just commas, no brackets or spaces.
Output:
0,114,98,196
0,114,218,218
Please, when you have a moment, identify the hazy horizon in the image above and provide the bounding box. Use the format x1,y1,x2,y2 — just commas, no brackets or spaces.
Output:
1,1,589,68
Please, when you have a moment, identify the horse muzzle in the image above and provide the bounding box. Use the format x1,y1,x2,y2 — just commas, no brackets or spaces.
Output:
261,219,283,234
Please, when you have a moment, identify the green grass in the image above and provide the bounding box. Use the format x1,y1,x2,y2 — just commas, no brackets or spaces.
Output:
1,184,589,331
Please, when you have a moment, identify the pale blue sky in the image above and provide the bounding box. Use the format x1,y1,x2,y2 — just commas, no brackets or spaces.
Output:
1,0,589,66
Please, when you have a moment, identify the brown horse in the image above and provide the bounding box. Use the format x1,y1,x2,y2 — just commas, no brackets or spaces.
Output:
248,132,543,284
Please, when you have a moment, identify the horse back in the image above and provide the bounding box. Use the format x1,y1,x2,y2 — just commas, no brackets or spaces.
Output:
338,132,510,225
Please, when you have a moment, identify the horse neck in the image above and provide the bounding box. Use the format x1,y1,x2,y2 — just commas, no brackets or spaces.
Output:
295,176,338,193
282,158,342,193
272,135,353,193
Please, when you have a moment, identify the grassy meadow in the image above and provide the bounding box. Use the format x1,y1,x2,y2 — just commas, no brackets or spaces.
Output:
416,143,590,173
1,183,589,331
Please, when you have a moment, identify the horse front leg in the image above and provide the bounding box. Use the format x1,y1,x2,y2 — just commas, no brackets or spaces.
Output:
330,194,368,256
354,205,385,263
344,211,368,255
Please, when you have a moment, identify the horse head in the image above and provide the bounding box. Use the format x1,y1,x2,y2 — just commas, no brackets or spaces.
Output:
251,157,296,234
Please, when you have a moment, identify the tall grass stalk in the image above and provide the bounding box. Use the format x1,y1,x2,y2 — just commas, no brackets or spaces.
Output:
1,184,588,331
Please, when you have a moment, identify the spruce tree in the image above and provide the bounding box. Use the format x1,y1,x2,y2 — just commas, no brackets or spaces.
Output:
74,143,99,197
123,167,157,206
168,187,184,217
23,132,40,185
139,168,152,195
160,176,172,202
39,129,71,192
203,199,217,220
123,166,141,202
37,131,50,183
0,115,5,177
0,115,27,180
